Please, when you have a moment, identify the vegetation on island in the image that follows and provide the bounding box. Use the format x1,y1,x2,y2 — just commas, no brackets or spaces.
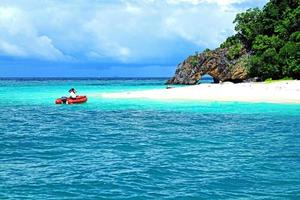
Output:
167,0,299,85
220,0,299,80
264,77,293,83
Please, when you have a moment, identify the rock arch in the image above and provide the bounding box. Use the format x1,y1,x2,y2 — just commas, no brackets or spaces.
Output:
166,48,249,85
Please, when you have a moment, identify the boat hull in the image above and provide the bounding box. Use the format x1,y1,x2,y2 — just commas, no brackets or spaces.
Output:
55,96,87,104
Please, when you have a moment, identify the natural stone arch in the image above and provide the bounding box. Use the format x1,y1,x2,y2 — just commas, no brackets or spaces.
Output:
166,48,249,85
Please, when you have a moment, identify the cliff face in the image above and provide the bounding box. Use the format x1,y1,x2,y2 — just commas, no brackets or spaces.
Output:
166,48,249,85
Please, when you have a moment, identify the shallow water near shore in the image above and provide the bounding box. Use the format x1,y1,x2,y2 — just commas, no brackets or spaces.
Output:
0,78,300,199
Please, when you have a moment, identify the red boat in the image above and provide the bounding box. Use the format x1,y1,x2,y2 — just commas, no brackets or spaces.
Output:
55,96,88,104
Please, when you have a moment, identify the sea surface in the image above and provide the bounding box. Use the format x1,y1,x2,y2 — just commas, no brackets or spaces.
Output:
0,78,299,199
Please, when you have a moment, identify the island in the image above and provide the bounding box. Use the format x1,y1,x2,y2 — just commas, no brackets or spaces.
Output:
167,0,299,84
102,0,300,104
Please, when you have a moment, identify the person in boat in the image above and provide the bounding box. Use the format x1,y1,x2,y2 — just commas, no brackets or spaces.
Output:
69,88,77,99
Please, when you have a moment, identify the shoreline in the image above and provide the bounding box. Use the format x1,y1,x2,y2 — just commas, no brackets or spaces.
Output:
101,80,300,104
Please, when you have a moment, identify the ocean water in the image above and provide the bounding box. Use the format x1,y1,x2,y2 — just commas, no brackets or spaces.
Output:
0,78,299,199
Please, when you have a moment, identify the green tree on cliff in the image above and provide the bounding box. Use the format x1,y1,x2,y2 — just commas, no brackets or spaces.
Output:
223,0,300,80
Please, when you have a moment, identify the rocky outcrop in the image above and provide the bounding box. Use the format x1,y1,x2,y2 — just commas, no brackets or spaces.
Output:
166,48,249,85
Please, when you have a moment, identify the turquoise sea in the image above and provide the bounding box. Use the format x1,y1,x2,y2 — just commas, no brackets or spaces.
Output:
0,78,299,199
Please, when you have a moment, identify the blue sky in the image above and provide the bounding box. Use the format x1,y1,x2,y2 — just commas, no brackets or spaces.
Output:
0,0,268,77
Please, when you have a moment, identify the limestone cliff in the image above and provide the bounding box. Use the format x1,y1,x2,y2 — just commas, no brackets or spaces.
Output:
166,48,249,85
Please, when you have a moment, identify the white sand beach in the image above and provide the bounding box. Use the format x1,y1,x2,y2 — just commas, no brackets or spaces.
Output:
101,80,300,104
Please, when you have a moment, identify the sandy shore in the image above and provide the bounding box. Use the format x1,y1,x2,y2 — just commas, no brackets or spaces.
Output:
101,80,300,104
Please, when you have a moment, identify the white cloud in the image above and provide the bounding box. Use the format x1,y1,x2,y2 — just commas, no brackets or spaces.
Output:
0,0,267,63
0,40,25,56
0,6,68,60
162,5,236,47
166,0,247,10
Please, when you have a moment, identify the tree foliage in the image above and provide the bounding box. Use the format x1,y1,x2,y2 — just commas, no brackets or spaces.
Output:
229,0,300,80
